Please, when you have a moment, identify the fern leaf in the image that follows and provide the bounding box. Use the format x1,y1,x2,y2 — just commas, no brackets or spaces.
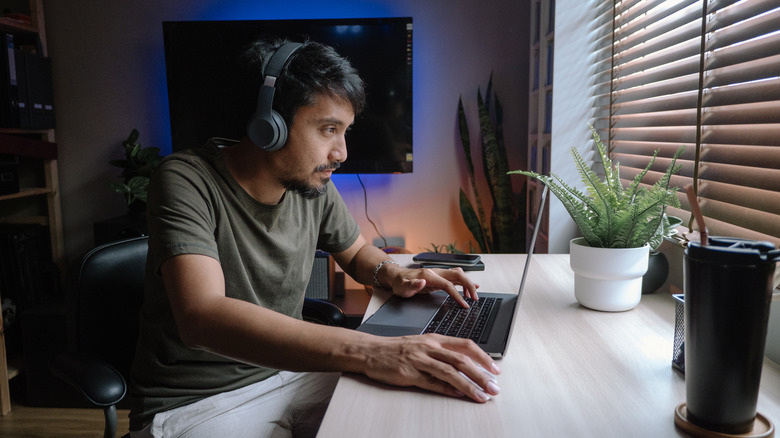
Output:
656,145,686,192
589,125,622,199
570,147,619,243
614,189,670,247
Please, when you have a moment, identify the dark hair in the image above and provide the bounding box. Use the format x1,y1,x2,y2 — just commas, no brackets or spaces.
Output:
236,38,366,129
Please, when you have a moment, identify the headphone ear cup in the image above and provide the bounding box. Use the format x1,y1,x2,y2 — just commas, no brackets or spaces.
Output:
247,108,287,151
247,42,302,152
264,110,288,151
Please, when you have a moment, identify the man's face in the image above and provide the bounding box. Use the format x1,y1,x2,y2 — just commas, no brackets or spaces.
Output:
276,94,355,199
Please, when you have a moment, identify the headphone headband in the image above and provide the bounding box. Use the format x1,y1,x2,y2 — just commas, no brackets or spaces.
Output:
264,42,302,84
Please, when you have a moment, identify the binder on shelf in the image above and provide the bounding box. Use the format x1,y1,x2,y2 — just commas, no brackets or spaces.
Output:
14,48,29,128
24,51,54,129
0,33,21,128
0,32,53,130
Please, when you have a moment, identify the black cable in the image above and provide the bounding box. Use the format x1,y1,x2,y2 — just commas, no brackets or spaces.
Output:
356,174,388,248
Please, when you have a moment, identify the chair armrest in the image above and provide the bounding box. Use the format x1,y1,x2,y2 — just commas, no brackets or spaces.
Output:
303,298,346,327
50,352,127,407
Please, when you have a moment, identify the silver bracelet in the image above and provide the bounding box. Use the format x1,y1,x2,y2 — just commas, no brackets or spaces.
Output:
373,260,399,288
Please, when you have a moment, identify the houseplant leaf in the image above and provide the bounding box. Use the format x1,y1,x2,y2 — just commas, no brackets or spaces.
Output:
477,79,520,253
459,189,489,253
458,96,491,249
107,129,164,208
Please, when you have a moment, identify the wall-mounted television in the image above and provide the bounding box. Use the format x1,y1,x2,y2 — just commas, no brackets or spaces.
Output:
162,17,413,174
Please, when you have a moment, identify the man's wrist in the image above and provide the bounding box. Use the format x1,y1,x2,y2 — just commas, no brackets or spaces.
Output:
372,260,399,289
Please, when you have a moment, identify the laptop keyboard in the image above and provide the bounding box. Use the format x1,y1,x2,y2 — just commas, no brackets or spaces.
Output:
422,296,501,344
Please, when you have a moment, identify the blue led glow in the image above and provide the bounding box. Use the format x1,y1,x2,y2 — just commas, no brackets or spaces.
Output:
332,173,395,190
198,1,392,21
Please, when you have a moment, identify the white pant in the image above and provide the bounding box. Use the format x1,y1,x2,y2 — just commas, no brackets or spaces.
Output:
130,371,340,438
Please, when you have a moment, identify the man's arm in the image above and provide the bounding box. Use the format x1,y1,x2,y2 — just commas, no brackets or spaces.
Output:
162,251,500,403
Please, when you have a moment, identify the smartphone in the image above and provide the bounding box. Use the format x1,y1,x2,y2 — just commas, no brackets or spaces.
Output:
412,252,481,266
419,261,485,271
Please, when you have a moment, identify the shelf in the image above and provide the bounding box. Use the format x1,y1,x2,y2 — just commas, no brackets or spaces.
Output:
0,17,38,34
0,0,58,417
0,215,49,226
0,187,52,201
0,128,54,136
0,132,57,159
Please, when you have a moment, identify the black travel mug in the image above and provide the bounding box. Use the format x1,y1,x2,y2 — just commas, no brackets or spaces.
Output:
683,237,779,434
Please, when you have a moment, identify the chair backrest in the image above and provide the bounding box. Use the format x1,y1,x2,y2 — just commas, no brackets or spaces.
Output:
75,236,148,381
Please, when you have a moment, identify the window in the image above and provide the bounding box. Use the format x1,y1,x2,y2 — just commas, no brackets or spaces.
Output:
592,0,780,246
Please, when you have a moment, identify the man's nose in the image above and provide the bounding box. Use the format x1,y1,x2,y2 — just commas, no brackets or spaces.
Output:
330,135,347,162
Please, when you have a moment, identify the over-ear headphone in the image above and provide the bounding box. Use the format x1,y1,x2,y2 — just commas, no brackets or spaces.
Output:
247,42,303,151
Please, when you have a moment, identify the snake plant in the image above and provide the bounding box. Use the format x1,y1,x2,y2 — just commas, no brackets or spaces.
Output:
509,126,684,249
458,75,525,253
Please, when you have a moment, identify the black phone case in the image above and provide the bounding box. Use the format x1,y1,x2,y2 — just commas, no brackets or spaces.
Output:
419,261,485,271
412,253,480,265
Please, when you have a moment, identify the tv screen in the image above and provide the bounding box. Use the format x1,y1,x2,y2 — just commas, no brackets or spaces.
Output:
162,17,413,174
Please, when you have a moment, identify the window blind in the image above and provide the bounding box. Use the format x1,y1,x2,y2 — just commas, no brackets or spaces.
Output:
592,0,780,246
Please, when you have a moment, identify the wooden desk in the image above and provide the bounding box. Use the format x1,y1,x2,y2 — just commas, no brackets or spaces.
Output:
318,254,780,437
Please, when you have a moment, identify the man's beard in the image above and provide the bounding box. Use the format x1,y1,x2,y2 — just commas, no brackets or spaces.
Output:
282,162,341,199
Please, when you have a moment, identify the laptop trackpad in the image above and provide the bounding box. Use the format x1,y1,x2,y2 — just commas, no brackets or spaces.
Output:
356,323,421,336
357,291,448,335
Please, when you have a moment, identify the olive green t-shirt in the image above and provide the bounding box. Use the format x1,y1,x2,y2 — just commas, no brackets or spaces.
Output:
128,139,360,431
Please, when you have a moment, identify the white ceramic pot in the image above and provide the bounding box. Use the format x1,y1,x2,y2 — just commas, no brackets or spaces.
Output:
569,237,650,312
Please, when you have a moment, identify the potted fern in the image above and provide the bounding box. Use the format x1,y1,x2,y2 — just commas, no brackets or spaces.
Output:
509,126,684,311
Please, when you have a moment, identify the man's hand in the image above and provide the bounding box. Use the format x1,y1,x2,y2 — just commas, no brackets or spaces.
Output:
360,333,501,403
388,265,480,308
331,235,479,308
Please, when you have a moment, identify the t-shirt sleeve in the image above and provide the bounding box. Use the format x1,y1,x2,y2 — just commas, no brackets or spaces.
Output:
316,182,361,253
145,156,220,272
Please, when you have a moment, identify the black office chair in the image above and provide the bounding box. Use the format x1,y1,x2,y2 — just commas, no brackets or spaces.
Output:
50,236,346,438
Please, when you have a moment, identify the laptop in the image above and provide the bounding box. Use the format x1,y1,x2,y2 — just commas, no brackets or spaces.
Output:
357,186,548,358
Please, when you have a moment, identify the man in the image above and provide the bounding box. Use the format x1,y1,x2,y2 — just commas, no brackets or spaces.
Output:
129,39,501,437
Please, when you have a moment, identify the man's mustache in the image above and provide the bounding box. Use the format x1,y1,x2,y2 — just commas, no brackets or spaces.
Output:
316,162,341,172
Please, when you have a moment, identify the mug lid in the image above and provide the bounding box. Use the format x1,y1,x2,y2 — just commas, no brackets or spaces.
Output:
686,237,778,265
